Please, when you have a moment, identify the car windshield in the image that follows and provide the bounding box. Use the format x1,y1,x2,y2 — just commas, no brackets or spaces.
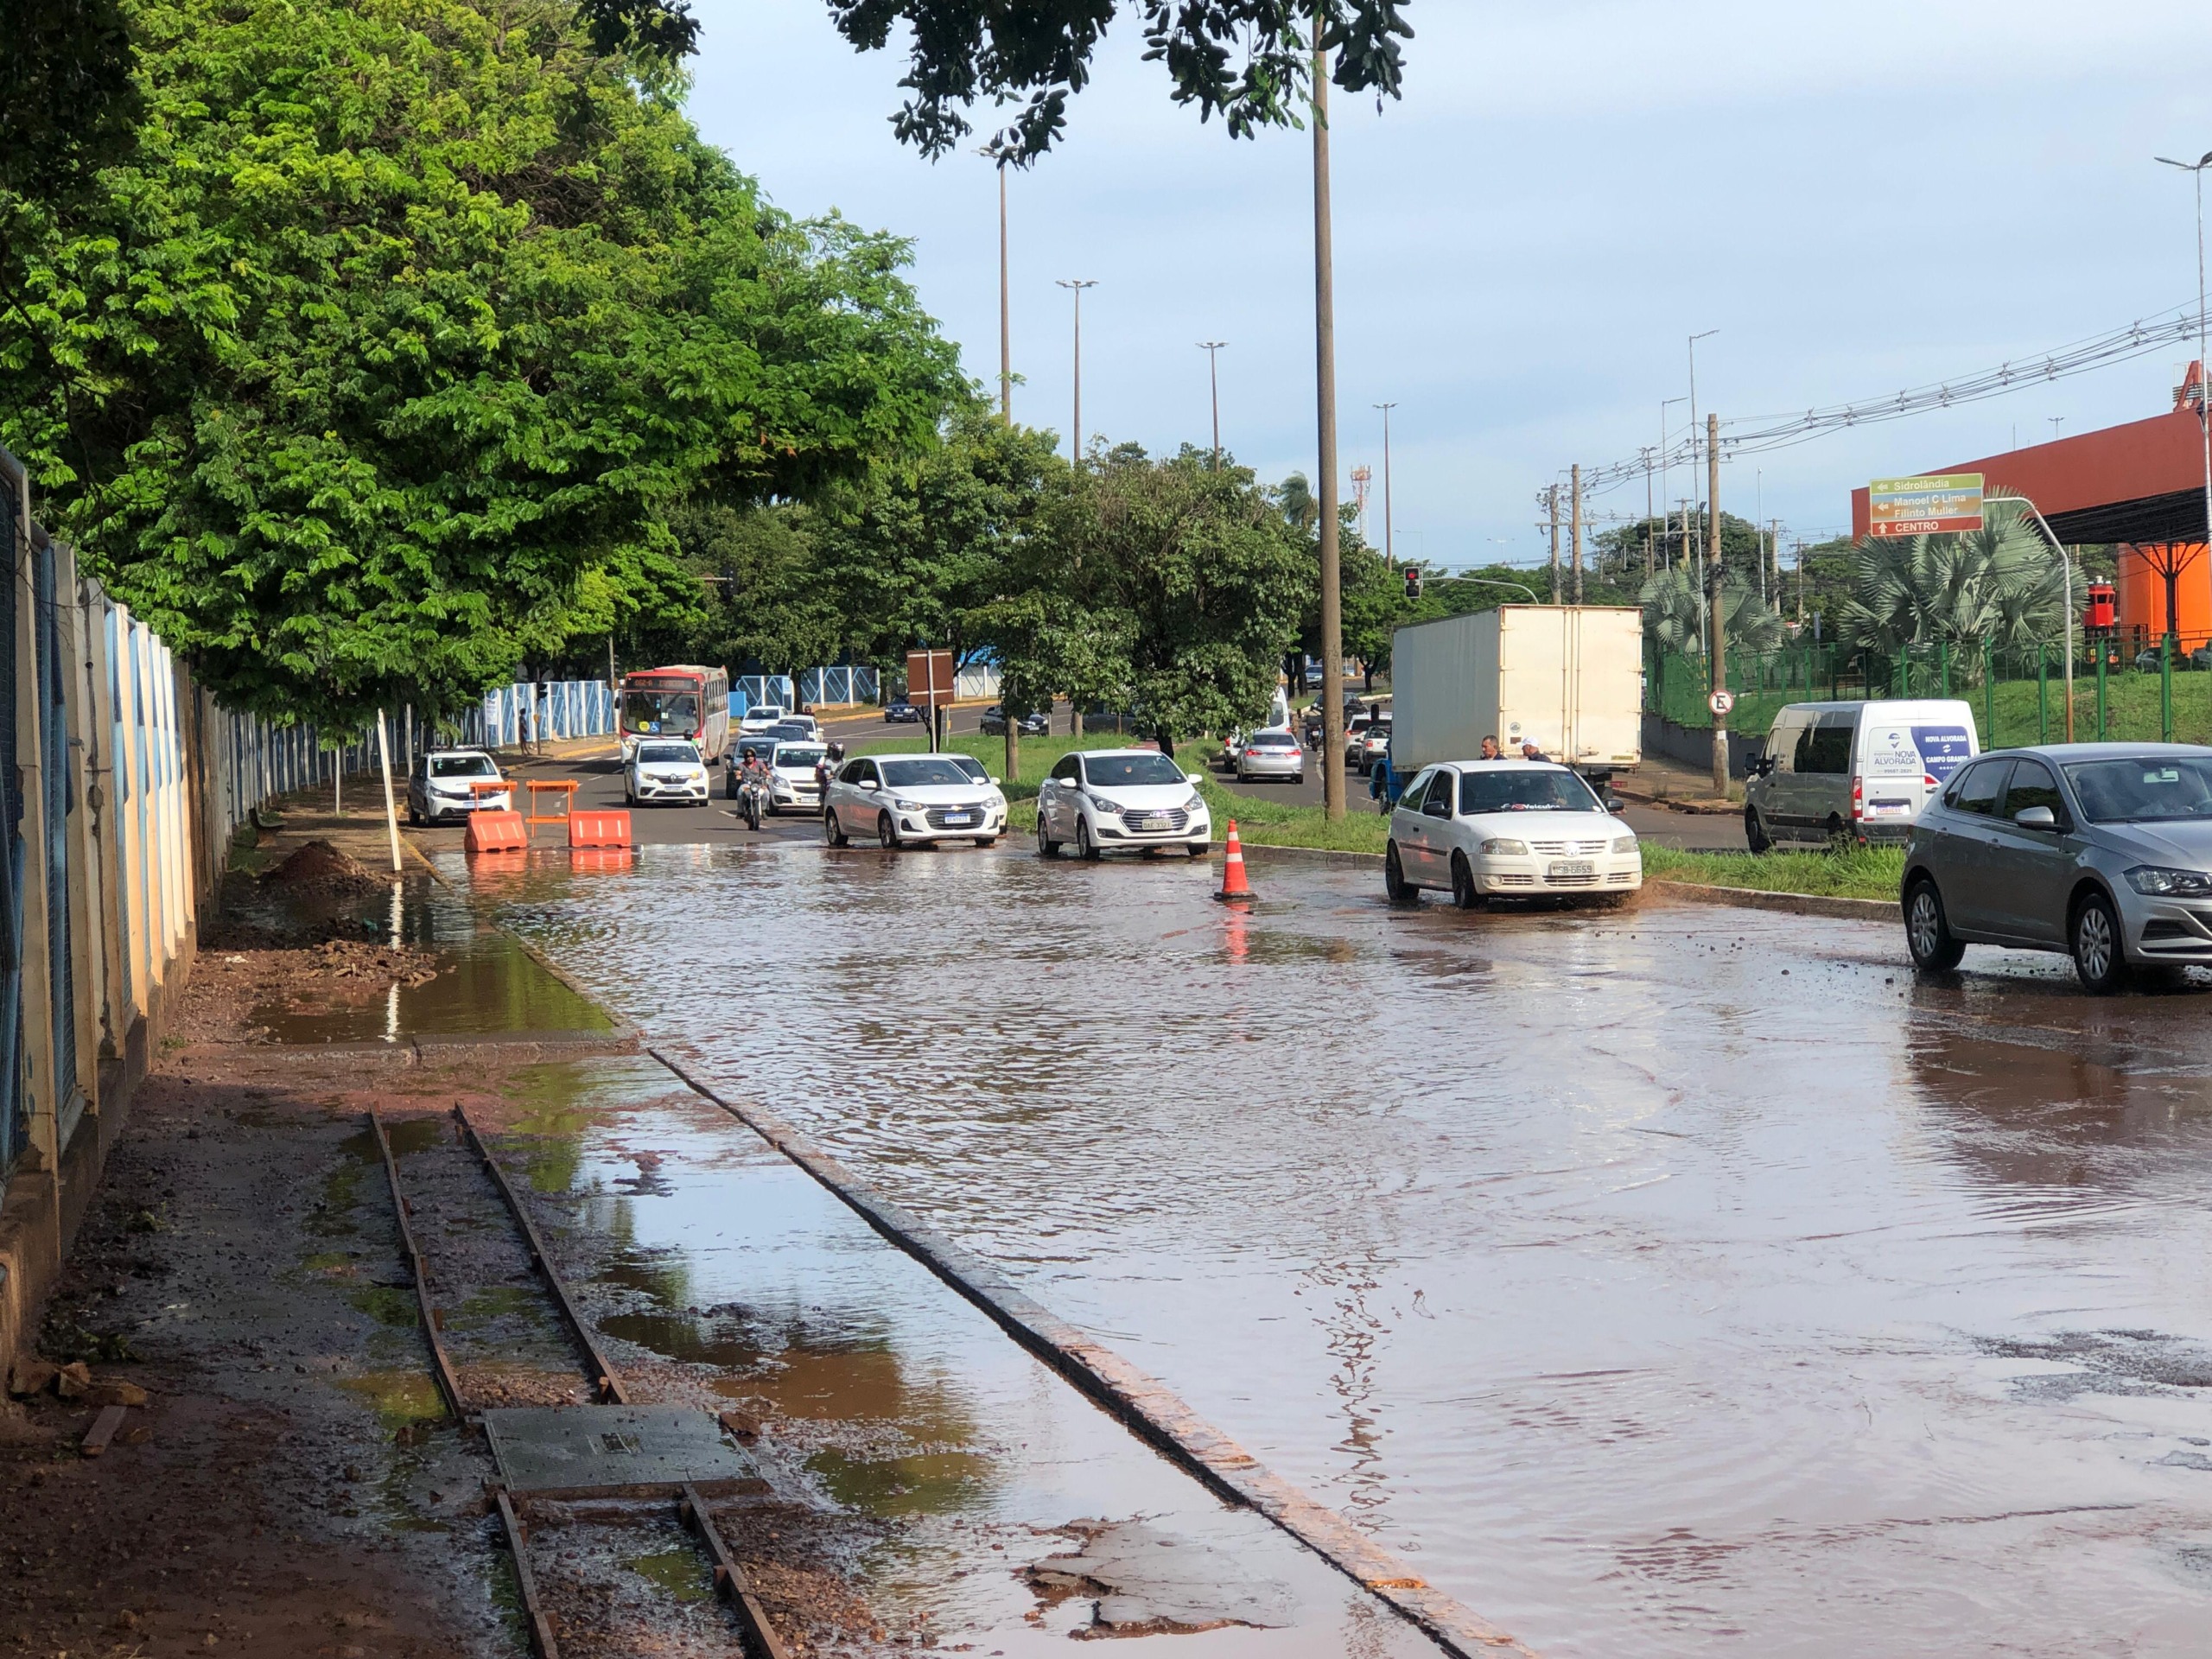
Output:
880,759,973,788
1084,753,1187,788
2063,757,2212,823
1251,734,1298,750
773,746,825,768
429,754,495,779
1457,768,1601,814
950,756,990,782
639,743,697,764
621,690,697,734
764,723,812,740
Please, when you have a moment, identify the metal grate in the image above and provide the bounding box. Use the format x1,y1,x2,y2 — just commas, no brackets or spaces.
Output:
37,540,78,1148
924,804,992,830
1529,839,1609,856
1116,807,1190,834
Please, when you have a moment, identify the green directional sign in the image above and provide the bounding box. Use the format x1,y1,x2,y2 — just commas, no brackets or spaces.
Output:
1868,474,1985,537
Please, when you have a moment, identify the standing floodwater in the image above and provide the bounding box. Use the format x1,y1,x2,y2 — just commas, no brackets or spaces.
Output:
468,842,2212,1656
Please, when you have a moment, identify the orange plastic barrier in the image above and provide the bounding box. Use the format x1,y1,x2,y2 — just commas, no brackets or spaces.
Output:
465,809,528,855
1214,819,1253,904
568,810,633,849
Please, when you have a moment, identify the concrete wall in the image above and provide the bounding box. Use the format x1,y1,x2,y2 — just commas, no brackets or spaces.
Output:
1642,712,1766,779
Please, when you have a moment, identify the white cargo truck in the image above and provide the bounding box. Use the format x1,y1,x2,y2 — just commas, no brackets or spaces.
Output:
1389,606,1643,776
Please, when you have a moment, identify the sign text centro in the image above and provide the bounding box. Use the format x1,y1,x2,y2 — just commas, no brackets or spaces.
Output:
1867,473,1986,538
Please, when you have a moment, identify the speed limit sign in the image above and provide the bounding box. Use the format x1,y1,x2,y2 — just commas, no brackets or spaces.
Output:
1708,690,1735,716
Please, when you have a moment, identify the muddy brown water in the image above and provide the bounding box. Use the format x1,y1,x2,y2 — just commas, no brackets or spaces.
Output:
450,843,2212,1656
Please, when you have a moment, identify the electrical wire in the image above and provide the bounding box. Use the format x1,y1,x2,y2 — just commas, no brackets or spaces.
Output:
1560,299,2209,501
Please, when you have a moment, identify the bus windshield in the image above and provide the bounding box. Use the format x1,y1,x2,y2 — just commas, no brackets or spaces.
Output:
623,690,698,734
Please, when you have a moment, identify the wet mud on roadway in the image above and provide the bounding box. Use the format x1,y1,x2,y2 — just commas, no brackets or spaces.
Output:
462,839,2212,1658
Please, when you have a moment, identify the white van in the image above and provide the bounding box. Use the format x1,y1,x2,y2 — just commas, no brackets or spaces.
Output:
1743,699,1978,850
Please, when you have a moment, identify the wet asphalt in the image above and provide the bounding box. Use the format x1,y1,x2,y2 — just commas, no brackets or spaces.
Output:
440,840,2212,1658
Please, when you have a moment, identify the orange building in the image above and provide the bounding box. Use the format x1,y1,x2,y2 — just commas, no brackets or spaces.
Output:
1851,365,2212,650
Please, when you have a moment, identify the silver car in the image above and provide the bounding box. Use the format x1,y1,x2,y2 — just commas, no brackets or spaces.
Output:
1902,742,2212,991
1236,729,1305,782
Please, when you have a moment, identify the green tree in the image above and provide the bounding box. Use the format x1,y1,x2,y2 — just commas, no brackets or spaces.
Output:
1840,499,2068,663
1639,568,1787,658
0,0,964,731
1037,444,1308,754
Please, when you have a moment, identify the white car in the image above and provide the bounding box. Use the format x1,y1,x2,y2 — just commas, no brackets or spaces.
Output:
737,704,786,736
1236,729,1305,783
406,748,510,825
823,753,1007,849
1385,760,1640,907
766,741,828,815
1038,749,1211,860
625,739,710,806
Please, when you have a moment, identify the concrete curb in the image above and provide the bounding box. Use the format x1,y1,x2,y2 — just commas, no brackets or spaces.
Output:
1647,879,1897,922
1239,840,1384,865
648,1043,1536,1659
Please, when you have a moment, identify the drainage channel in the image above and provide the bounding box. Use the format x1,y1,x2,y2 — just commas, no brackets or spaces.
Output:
369,1107,792,1659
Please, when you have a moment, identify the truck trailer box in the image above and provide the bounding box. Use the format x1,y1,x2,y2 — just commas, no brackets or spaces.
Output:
1389,605,1643,772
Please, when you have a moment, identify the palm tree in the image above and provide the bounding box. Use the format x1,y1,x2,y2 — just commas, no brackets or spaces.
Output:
1840,497,2064,661
1639,568,1788,656
1276,473,1319,532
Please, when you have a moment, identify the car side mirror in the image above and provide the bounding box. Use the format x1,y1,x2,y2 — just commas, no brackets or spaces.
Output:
1605,795,1624,812
987,775,1001,786
1185,772,1204,786
2013,805,2058,830
1754,757,1776,777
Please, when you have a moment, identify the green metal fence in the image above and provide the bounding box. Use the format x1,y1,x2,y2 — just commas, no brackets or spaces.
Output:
1647,634,2209,751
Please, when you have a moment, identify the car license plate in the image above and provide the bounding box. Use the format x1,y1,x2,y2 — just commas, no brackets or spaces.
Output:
1870,799,1911,816
1547,860,1594,878
944,812,971,824
1134,815,1164,830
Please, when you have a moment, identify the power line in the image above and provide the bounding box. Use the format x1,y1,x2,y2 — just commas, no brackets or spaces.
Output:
1567,298,2209,499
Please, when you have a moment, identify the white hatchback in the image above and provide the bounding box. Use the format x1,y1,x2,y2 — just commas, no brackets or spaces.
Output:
1038,749,1211,860
823,753,1007,849
626,739,710,806
736,704,786,735
1386,760,1640,906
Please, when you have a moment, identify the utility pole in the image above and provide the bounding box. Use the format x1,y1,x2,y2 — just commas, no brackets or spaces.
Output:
981,150,1012,422
1199,340,1228,465
1056,278,1096,464
1373,403,1396,569
1643,447,1656,575
2156,150,2212,620
1754,468,1764,602
1707,411,1727,799
1312,23,1345,819
1676,499,1692,572
1570,463,1584,604
1547,485,1561,601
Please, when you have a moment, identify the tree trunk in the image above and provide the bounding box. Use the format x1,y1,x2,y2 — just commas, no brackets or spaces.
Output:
1155,725,1175,759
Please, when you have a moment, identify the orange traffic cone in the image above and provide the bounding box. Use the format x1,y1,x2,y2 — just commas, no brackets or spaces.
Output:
1215,820,1254,903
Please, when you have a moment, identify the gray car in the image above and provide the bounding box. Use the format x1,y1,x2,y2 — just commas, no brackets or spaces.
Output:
1901,742,2212,991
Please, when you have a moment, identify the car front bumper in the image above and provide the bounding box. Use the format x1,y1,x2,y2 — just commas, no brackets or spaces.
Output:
2120,890,2212,962
1474,855,1642,895
636,779,709,801
1092,812,1211,848
424,792,511,818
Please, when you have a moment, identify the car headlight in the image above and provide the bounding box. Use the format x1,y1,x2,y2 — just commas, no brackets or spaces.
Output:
893,798,924,811
2126,865,2212,895
1184,794,1205,812
1481,838,1529,856
1612,836,1637,854
1088,797,1120,815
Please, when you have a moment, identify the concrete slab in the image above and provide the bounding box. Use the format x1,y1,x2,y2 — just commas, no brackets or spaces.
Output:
481,1406,766,1498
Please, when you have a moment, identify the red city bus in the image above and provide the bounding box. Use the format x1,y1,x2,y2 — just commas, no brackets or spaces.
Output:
618,665,730,761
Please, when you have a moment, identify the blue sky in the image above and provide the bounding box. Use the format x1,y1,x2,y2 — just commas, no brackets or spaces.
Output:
687,0,2212,569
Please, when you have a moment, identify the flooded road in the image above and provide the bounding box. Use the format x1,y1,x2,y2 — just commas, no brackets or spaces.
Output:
461,842,2212,1656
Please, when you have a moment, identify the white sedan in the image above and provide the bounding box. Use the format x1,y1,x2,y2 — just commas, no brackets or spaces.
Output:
823,753,1007,849
1385,760,1640,907
1236,729,1305,783
1038,749,1211,860
625,740,710,806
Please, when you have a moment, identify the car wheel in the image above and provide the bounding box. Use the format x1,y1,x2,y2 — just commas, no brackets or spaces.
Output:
1185,841,1208,859
1904,878,1965,972
1825,813,1850,851
1745,806,1771,855
975,836,997,849
1076,817,1101,862
2070,890,2126,994
1450,851,1481,911
1038,817,1062,858
878,810,901,852
407,801,422,828
1384,842,1418,904
823,808,848,847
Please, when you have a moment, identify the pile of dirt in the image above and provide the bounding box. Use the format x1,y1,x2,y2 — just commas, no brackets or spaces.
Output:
263,838,387,897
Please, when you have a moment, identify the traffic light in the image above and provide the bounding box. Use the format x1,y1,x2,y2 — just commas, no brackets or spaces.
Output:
1402,567,1422,601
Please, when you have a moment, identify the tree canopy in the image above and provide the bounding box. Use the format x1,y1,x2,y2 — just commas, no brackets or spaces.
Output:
0,0,966,730
823,0,1414,161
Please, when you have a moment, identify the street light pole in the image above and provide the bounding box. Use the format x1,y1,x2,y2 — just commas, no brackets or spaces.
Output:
2157,149,2212,626
1312,22,1345,820
1198,341,1228,466
1373,403,1396,569
1056,279,1096,464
